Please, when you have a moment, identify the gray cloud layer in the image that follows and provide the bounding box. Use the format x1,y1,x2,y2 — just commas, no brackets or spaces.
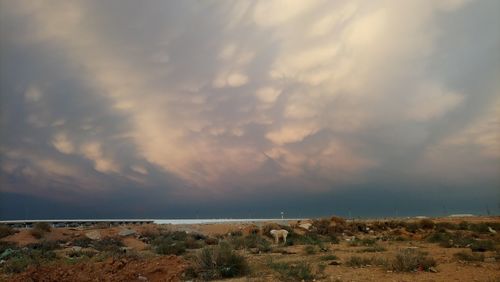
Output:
1,0,499,218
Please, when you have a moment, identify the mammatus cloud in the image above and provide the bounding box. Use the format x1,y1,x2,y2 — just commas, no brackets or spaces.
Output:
0,0,499,212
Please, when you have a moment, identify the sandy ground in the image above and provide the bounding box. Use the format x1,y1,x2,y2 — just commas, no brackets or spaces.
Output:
1,216,499,281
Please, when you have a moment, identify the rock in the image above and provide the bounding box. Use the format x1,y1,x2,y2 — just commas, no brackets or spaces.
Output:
484,257,496,263
329,261,341,266
138,275,148,281
429,267,438,273
488,227,497,234
299,223,312,230
85,230,101,240
71,246,82,252
119,228,137,237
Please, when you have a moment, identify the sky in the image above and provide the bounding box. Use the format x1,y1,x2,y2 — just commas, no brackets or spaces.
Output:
0,0,499,219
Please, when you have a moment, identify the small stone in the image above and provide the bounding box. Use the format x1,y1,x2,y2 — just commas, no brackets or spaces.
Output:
329,261,341,266
119,228,136,237
71,246,82,252
85,231,101,240
138,275,148,281
429,267,438,273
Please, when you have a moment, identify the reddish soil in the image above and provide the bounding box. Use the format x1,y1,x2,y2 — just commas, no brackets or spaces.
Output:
10,256,187,282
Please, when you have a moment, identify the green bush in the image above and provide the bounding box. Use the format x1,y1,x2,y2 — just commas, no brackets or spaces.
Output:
390,249,436,272
268,261,315,281
154,239,186,255
0,224,15,238
192,243,248,280
470,240,496,252
469,223,491,234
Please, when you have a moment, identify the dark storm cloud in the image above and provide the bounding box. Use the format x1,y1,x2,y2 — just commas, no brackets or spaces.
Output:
0,0,499,218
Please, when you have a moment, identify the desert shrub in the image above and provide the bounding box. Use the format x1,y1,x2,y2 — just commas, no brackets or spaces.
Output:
72,237,93,248
289,232,323,246
168,231,188,241
33,222,51,232
405,222,419,233
304,245,316,255
320,254,338,261
0,241,18,254
230,230,243,237
357,245,387,253
3,256,31,273
0,224,15,238
435,222,458,231
186,237,204,249
469,223,491,234
345,256,372,267
389,249,436,272
244,234,271,253
454,251,484,261
154,238,186,255
2,248,57,273
330,216,346,225
27,240,60,252
30,228,44,239
349,238,377,247
427,231,474,248
92,237,124,252
67,250,97,259
191,243,248,280
458,221,469,230
470,240,496,252
268,261,315,281
246,225,260,235
204,237,219,245
387,220,406,229
228,236,245,250
419,219,435,230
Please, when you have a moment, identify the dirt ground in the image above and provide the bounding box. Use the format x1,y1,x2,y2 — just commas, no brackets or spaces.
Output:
1,216,499,281
9,256,186,282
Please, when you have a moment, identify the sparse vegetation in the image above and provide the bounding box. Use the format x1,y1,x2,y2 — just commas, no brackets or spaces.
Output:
0,224,16,238
349,238,377,246
419,219,435,230
470,240,496,252
320,254,338,261
33,222,51,232
345,256,372,267
268,260,315,281
189,243,248,280
357,245,387,253
389,249,436,272
454,251,485,262
304,245,316,255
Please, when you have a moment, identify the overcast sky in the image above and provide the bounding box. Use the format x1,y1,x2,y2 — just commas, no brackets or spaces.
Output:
1,0,499,219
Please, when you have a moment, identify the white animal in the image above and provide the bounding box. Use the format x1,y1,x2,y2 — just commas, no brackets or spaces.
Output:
270,229,289,244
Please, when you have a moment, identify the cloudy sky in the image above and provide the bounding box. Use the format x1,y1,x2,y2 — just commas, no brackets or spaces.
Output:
1,0,499,219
